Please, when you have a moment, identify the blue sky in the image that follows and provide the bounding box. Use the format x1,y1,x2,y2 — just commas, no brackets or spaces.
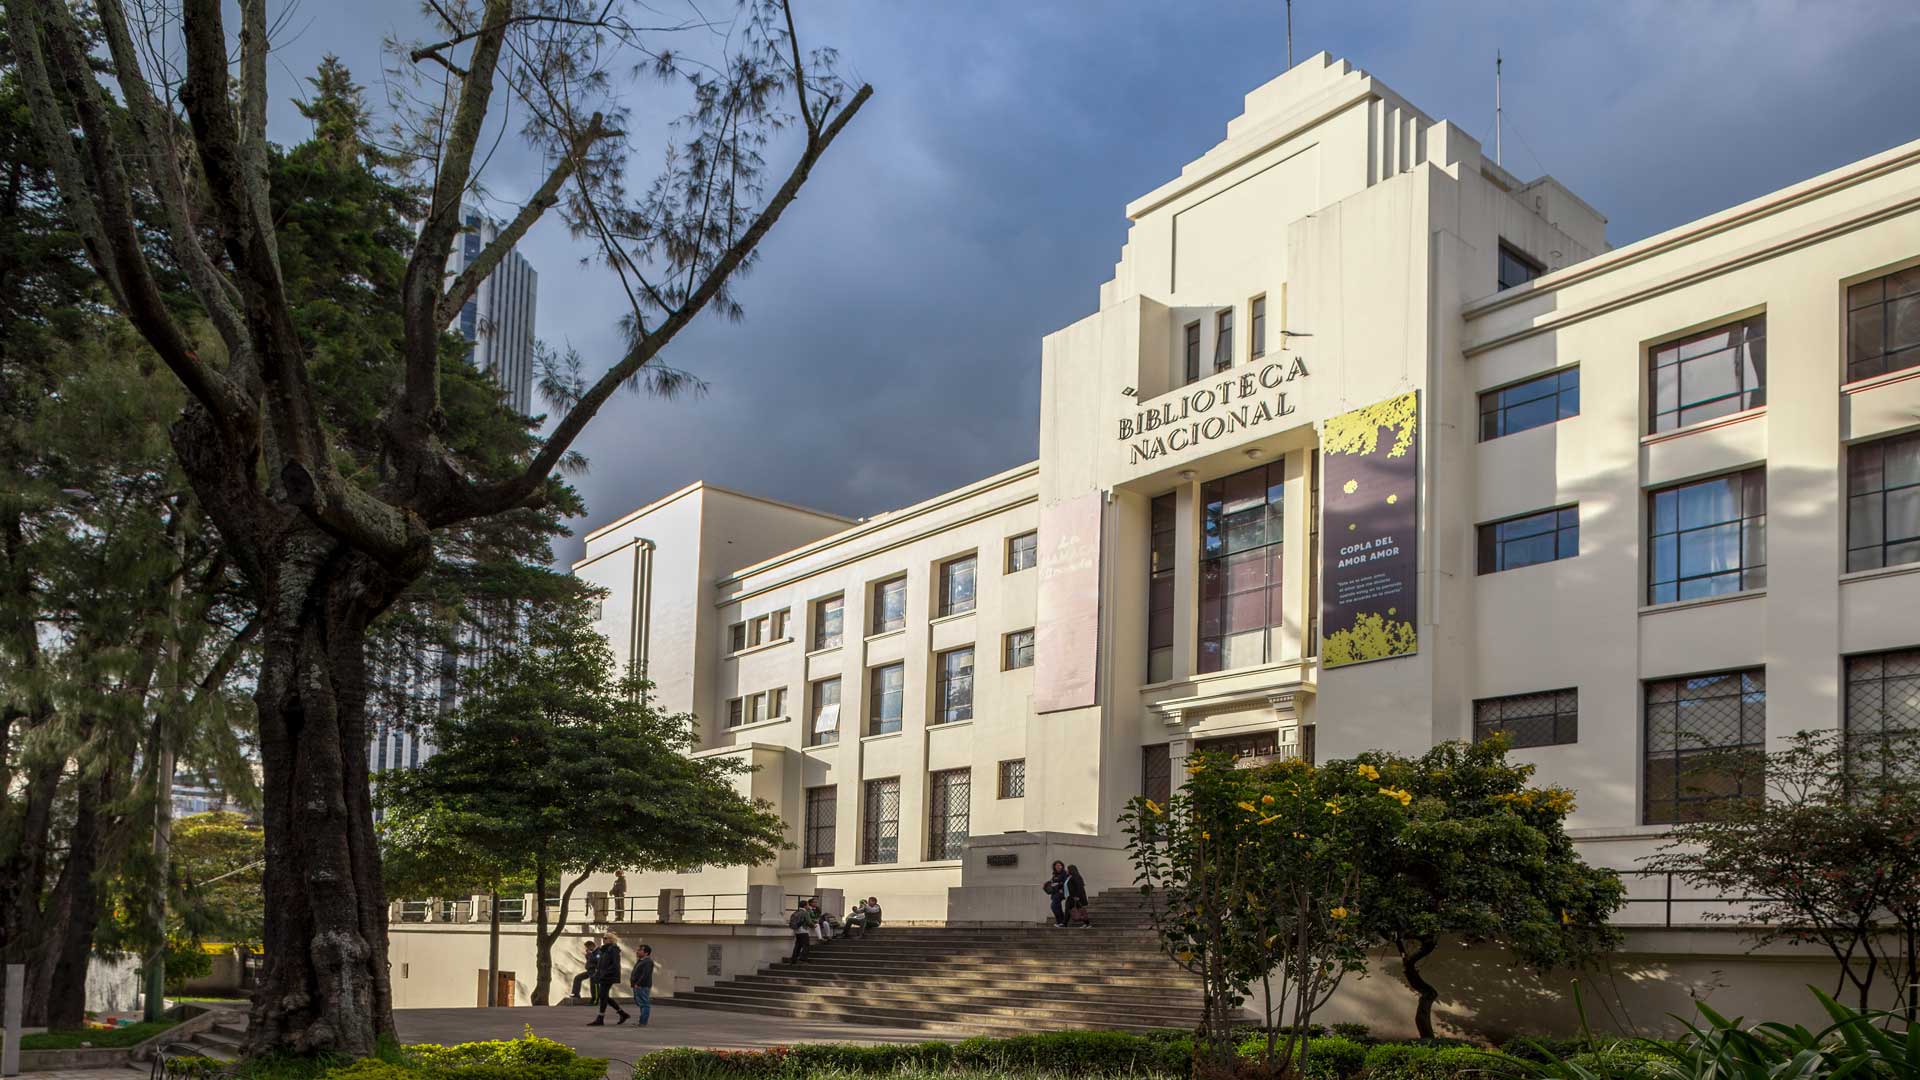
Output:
256,1,1920,562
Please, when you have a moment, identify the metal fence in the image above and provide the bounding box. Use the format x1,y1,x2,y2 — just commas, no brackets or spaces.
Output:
1611,869,1765,929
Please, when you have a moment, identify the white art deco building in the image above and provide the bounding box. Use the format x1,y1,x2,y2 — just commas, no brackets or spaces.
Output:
558,53,1920,1023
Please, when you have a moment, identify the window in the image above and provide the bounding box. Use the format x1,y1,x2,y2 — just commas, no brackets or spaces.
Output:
1649,315,1767,434
1004,628,1035,670
1644,669,1766,824
804,786,836,868
1184,321,1201,384
1142,744,1171,807
939,555,977,617
1195,730,1280,763
730,610,789,652
813,595,844,651
927,768,971,860
1474,689,1578,748
1213,308,1234,373
809,678,841,746
1497,242,1544,291
1148,493,1177,682
727,697,744,728
1847,264,1920,382
767,687,786,718
1250,295,1267,359
747,692,766,725
1479,368,1579,441
861,778,900,863
1199,462,1284,674
1847,430,1920,572
729,622,748,653
1648,469,1766,605
872,576,907,634
1478,506,1578,574
1006,531,1038,573
998,759,1026,799
771,609,789,640
869,662,904,735
1844,648,1920,774
935,647,974,724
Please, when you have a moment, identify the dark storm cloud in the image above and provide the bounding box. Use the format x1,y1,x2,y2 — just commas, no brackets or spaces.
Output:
257,1,1920,564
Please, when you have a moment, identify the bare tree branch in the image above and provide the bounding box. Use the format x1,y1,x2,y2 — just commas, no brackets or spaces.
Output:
454,82,872,522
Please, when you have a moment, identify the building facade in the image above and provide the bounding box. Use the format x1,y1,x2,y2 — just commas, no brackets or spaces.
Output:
449,204,539,415
561,54,1920,1026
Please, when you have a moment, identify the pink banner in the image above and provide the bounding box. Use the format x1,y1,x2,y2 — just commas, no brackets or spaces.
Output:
1034,493,1103,713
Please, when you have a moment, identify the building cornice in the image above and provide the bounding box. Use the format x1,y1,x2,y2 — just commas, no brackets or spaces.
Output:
712,462,1041,607
1462,136,1920,340
579,480,853,549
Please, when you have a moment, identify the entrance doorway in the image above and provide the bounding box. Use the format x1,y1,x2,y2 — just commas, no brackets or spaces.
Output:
476,970,516,1006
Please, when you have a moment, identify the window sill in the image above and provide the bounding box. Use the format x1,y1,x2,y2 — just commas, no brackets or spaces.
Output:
929,719,974,732
785,858,963,876
930,609,976,626
1841,365,1920,395
726,637,793,661
864,628,907,644
1639,406,1766,446
805,644,844,659
1637,588,1764,617
860,730,903,744
801,739,841,753
1840,560,1920,585
724,715,791,736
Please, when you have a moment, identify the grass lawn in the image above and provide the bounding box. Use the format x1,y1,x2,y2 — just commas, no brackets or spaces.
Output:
21,1017,179,1050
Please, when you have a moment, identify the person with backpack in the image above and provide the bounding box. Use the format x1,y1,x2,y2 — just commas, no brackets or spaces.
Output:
788,902,812,962
1065,864,1091,928
1042,860,1069,927
628,943,654,1026
586,932,629,1025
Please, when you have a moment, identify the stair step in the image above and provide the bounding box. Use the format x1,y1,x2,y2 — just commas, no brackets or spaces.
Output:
680,987,1204,1024
724,971,1201,1000
666,996,1191,1037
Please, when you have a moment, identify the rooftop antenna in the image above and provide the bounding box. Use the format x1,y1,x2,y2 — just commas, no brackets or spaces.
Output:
1494,50,1503,167
1286,0,1293,68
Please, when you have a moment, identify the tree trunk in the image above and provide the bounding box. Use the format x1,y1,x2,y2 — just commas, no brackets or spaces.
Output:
44,769,110,1030
245,530,396,1057
531,864,551,1006
1398,936,1440,1041
486,890,500,1007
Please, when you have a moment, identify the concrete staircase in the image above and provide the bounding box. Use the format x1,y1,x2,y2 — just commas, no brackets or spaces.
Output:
668,889,1202,1036
136,1010,247,1072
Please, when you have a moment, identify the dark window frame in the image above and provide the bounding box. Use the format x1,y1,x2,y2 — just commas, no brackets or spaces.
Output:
997,759,1026,799
1648,468,1767,605
812,595,844,651
1474,688,1578,748
1497,241,1545,291
1142,744,1171,807
1478,505,1579,574
1843,647,1920,778
1478,367,1579,441
1199,462,1284,674
1846,430,1920,573
1004,628,1035,670
1250,295,1267,359
872,575,907,635
803,785,836,868
934,646,974,724
1648,315,1768,434
808,676,841,746
1213,307,1234,373
726,697,744,729
861,777,901,864
1846,264,1920,384
1006,531,1039,573
1148,493,1177,682
938,554,977,617
869,662,905,735
1643,668,1766,824
927,767,971,860
1184,321,1202,384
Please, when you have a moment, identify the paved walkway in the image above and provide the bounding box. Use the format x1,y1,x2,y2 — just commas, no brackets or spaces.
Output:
22,1001,934,1075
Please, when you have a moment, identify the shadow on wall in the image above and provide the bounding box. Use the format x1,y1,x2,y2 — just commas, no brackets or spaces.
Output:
1317,937,1899,1042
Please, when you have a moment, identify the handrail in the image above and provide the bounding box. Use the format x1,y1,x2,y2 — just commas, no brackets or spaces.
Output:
1611,869,1765,929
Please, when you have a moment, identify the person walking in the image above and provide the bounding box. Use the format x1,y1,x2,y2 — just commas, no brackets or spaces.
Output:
1043,860,1069,927
587,932,630,1025
1065,864,1091,928
788,902,812,962
628,943,654,1026
610,871,628,922
570,938,599,1001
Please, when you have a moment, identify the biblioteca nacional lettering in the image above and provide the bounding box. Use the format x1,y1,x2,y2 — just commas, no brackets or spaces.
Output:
382,53,1920,1033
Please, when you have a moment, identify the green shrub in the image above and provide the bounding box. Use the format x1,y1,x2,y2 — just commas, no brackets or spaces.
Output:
1361,1043,1526,1080
1331,1024,1376,1045
403,1032,605,1080
633,1031,1190,1078
1234,1034,1370,1080
323,1062,418,1080
20,1018,179,1050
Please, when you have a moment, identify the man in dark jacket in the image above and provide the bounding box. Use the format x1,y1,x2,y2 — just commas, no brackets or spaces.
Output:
629,944,655,1026
587,933,629,1025
570,939,598,1001
788,903,811,962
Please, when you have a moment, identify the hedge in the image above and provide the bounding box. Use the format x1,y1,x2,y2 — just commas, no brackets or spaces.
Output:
159,1034,606,1080
632,1032,1193,1079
